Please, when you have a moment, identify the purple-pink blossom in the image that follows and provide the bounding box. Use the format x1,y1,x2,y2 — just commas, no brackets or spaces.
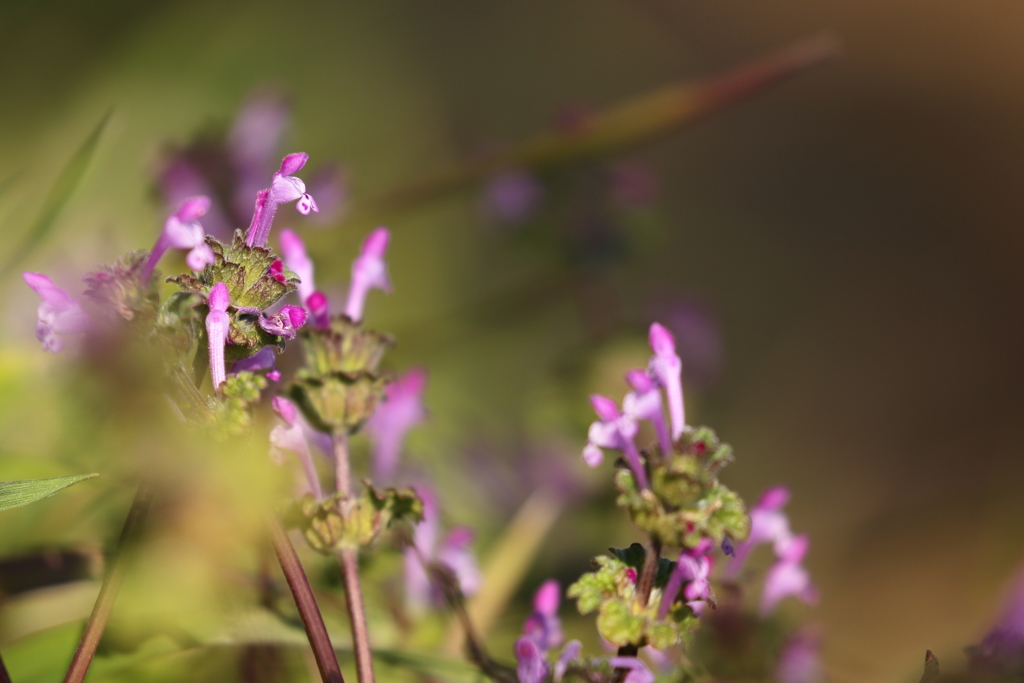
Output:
775,631,823,683
205,282,231,390
141,196,215,282
405,485,481,614
279,228,316,304
22,273,90,353
483,170,543,225
726,486,793,579
622,369,671,457
270,396,324,500
345,227,392,322
658,541,712,619
646,322,685,440
364,368,427,482
515,637,548,683
522,579,563,653
245,153,318,248
761,534,817,615
583,394,649,490
230,345,280,382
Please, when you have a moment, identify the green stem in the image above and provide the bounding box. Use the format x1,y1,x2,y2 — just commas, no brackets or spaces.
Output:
267,517,345,683
63,483,153,683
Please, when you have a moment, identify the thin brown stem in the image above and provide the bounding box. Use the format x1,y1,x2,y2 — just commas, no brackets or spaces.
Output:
0,650,12,683
63,483,153,683
330,432,374,683
337,548,374,683
267,517,344,683
613,537,662,683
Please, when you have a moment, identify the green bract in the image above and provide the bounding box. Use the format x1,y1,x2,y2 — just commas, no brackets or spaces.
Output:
615,426,750,549
567,555,696,650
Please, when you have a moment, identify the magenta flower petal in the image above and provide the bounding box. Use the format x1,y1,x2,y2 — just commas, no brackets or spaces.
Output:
344,227,392,322
279,152,308,176
365,367,428,481
142,196,212,281
278,228,315,302
205,283,231,389
647,322,685,439
245,153,317,248
515,637,549,683
23,272,89,353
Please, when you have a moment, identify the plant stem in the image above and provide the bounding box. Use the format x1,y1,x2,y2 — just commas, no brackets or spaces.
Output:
337,548,374,683
63,483,153,683
0,651,12,683
331,432,374,683
267,517,345,683
613,537,662,683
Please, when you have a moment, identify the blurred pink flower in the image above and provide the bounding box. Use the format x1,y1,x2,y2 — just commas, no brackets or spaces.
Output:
365,368,427,482
22,273,90,354
584,393,649,490
141,196,214,281
345,227,391,322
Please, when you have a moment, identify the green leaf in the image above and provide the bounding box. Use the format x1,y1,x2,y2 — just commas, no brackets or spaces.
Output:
0,110,112,277
0,473,98,512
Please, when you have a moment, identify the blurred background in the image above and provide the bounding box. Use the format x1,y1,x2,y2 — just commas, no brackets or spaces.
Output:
0,1,1023,682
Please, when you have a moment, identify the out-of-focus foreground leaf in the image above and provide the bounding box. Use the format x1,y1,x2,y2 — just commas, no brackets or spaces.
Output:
0,474,98,512
0,111,111,277
364,33,838,218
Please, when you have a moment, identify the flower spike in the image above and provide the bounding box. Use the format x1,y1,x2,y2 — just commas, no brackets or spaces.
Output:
23,273,89,353
141,195,214,282
205,282,231,390
345,227,392,322
647,322,685,440
245,153,318,248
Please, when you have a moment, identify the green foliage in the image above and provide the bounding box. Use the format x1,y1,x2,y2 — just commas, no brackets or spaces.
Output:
0,473,98,512
610,543,677,589
567,554,696,649
283,484,423,552
288,316,394,433
208,371,268,438
615,426,749,549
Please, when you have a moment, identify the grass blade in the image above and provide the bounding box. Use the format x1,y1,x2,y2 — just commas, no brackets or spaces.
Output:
0,474,99,512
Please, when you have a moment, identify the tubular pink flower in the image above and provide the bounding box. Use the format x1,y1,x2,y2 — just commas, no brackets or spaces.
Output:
306,291,330,329
647,322,685,440
141,196,214,282
761,534,817,615
345,227,392,322
365,368,428,482
270,396,324,499
205,282,231,390
553,640,582,683
245,153,318,248
230,345,280,382
22,273,90,353
658,542,712,619
515,637,548,683
623,369,671,457
278,228,316,303
726,486,793,579
522,579,563,652
605,658,655,683
583,393,649,490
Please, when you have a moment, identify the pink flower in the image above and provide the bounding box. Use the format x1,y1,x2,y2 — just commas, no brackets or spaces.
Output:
583,394,649,490
646,322,685,440
245,153,318,248
141,196,215,281
761,534,817,615
623,369,671,457
22,273,90,353
205,282,231,390
515,637,548,683
405,485,481,614
726,486,793,579
345,227,392,322
775,631,823,683
230,345,280,382
365,368,427,482
269,396,324,500
522,579,563,653
658,541,713,619
278,228,316,304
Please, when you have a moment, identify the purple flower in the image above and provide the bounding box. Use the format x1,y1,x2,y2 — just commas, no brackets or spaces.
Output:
245,153,318,248
606,657,655,683
515,637,548,683
364,368,427,482
159,158,232,239
253,304,307,340
646,322,685,440
141,196,215,282
761,534,817,615
22,273,90,353
230,345,280,382
205,282,231,390
345,227,392,322
278,228,316,304
775,631,823,683
658,541,712,619
483,170,543,225
583,394,649,490
270,396,324,500
726,486,793,579
552,640,582,682
522,579,563,653
404,486,481,614
622,369,671,457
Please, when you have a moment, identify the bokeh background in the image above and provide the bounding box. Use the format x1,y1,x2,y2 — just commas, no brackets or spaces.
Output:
1,1,1023,682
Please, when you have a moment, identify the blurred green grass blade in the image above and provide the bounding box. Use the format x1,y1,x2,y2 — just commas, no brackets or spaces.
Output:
0,473,98,512
0,111,111,277
365,33,838,217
